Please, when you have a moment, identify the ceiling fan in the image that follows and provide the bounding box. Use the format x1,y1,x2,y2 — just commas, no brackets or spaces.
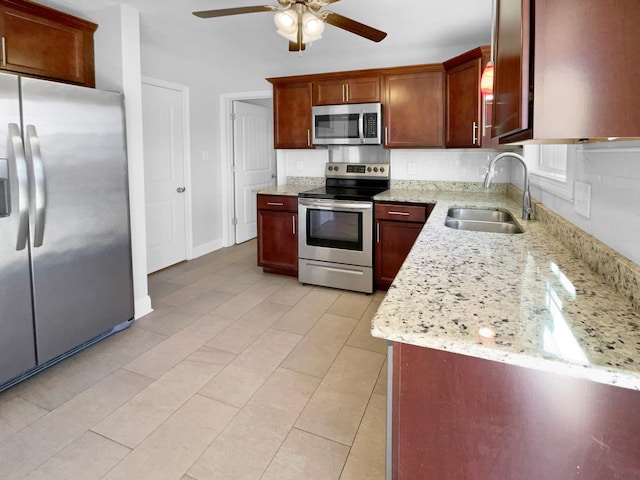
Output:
192,0,387,52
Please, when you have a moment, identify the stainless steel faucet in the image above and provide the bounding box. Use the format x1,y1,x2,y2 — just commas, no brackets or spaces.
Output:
483,152,532,220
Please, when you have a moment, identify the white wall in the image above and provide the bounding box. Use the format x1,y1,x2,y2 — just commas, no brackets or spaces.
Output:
516,141,640,266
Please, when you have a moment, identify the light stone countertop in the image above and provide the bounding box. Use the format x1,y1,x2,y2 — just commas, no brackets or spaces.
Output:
371,188,640,390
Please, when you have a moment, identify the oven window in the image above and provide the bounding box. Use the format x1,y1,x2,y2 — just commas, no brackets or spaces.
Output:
306,208,363,251
314,114,360,139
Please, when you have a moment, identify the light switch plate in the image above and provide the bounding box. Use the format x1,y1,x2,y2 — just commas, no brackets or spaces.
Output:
574,181,591,218
407,162,417,175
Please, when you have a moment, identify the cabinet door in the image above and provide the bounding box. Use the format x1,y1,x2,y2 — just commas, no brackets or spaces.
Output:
273,81,313,149
346,76,381,103
492,0,532,140
384,69,444,147
313,78,346,105
313,75,381,105
257,209,298,275
0,3,96,86
533,0,640,139
375,220,422,290
445,57,482,148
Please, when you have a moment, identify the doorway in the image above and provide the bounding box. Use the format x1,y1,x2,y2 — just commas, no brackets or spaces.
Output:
220,91,274,246
141,77,192,273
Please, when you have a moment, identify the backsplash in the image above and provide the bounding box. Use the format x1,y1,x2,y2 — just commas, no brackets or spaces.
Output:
514,140,640,266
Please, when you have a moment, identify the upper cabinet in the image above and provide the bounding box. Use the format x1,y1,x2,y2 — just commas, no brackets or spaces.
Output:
383,65,444,148
444,46,497,148
312,74,381,105
268,78,314,149
493,0,640,143
0,0,97,87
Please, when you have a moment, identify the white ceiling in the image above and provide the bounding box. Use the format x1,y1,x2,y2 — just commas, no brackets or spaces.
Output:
35,0,493,70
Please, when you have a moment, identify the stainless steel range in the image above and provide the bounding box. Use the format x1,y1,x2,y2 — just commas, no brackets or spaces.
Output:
298,162,390,293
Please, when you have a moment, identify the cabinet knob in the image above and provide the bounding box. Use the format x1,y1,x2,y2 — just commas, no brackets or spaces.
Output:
176,187,186,193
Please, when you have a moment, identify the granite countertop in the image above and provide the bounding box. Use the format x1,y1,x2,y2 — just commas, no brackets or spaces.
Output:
371,188,640,390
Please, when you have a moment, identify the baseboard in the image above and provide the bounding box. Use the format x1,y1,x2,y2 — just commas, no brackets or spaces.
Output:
134,295,153,319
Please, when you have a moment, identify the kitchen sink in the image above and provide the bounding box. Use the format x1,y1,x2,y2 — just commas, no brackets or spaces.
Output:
445,207,524,234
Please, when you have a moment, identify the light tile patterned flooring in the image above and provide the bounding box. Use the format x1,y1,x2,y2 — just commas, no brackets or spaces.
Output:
0,239,388,479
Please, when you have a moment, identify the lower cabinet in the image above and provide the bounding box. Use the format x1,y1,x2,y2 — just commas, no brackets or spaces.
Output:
392,342,640,480
257,194,298,276
374,202,433,290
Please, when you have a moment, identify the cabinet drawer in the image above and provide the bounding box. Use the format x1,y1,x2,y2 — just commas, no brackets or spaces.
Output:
257,194,298,212
375,203,427,223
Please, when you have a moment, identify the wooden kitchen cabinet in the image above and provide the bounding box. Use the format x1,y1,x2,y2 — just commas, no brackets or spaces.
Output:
383,66,444,148
312,74,381,105
444,46,498,148
257,194,298,276
268,78,313,149
0,0,97,87
493,0,640,142
392,342,640,479
374,202,433,290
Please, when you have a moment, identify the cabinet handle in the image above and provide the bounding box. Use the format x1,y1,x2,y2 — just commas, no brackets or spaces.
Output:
292,215,296,235
345,84,349,102
267,202,284,206
385,126,388,145
307,128,311,147
388,211,410,216
472,121,478,145
376,222,380,243
1,37,6,67
342,84,346,103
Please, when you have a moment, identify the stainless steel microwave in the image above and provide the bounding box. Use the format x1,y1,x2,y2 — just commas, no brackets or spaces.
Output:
312,103,383,145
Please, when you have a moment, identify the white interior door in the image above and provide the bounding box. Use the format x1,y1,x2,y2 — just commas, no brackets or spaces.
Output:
142,81,188,273
233,100,275,243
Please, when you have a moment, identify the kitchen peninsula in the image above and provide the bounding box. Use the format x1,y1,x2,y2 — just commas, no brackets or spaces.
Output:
371,185,640,479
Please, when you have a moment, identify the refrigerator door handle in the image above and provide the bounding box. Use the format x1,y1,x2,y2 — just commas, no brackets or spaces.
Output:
25,125,46,248
8,123,30,250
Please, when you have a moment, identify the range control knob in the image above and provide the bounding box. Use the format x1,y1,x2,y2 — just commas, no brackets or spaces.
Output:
367,167,372,172
328,165,334,171
373,167,379,172
380,167,385,173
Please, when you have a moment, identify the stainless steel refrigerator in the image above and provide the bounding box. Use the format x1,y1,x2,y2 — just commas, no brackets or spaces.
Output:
0,72,134,390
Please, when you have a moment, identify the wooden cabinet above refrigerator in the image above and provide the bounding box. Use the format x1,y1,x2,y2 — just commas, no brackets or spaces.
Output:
0,0,97,87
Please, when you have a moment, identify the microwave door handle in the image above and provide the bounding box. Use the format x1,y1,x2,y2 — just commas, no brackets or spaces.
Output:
358,111,365,144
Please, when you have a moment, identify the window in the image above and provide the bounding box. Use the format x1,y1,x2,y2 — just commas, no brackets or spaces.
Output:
524,144,576,200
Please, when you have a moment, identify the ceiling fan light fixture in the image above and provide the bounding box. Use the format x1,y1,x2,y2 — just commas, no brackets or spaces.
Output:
302,12,324,41
274,9,297,34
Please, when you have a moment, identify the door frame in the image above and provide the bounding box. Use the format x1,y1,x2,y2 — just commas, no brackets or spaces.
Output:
219,89,273,247
141,76,194,263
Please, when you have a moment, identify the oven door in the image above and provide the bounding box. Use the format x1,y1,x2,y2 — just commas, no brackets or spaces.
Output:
298,198,373,267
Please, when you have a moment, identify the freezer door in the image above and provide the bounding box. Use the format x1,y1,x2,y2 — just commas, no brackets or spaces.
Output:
0,73,37,384
21,77,134,364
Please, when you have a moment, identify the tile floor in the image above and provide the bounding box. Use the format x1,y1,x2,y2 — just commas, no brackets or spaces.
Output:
0,239,388,480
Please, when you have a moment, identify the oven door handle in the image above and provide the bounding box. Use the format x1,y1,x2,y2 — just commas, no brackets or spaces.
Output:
299,199,372,211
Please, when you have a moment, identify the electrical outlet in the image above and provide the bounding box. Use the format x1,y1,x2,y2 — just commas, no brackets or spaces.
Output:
407,162,417,175
296,160,303,171
574,181,591,218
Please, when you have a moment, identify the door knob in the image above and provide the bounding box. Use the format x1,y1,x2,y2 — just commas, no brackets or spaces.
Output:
176,187,186,193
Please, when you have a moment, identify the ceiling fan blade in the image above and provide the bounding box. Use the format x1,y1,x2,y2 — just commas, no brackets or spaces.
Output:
288,41,306,52
193,6,276,19
323,11,387,42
